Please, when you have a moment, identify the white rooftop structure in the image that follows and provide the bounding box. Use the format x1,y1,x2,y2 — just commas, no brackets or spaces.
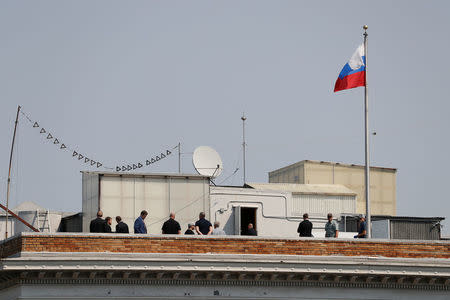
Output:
12,201,45,212
246,183,357,196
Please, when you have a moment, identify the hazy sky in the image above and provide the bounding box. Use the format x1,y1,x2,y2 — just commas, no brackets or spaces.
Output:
1,1,449,234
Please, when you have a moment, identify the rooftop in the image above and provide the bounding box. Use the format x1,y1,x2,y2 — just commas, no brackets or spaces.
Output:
81,171,210,179
246,183,357,196
269,160,397,174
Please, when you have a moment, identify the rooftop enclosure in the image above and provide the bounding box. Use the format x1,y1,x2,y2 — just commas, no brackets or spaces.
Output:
371,216,445,240
0,201,67,238
269,160,397,215
211,185,356,238
246,183,356,217
82,172,210,234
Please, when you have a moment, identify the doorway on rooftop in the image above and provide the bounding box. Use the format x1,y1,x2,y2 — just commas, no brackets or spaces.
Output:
240,207,257,235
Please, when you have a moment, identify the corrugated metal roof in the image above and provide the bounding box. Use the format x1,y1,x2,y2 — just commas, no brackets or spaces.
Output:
246,183,357,196
372,215,445,222
81,171,210,179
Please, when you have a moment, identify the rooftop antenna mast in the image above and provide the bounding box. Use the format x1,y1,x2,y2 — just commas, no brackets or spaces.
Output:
5,105,21,239
178,142,181,173
241,114,247,185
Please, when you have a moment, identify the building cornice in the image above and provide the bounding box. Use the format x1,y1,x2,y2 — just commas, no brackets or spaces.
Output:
1,252,449,291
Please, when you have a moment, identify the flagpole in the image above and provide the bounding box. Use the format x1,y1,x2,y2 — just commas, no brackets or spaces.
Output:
363,25,371,238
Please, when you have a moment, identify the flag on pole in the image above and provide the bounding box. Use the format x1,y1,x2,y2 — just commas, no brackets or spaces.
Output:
334,44,366,92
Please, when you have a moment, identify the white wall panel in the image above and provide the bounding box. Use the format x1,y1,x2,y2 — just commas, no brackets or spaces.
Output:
291,194,355,217
82,173,210,234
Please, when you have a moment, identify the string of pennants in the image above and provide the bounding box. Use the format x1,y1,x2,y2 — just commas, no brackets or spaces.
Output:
19,109,175,172
114,149,172,172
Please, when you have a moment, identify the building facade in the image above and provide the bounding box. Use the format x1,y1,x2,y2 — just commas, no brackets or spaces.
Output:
0,233,449,299
269,160,397,215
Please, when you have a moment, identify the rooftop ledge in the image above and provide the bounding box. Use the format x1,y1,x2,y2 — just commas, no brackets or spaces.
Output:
1,232,449,260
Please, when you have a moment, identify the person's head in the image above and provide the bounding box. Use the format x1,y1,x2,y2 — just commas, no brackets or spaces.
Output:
170,212,175,219
359,215,366,222
140,210,148,219
105,216,112,225
199,212,205,219
97,210,103,218
116,216,122,223
214,221,220,229
327,213,333,221
303,213,309,220
188,223,195,230
248,223,253,229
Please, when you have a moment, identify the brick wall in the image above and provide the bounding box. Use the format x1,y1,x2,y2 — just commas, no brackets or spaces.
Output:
1,233,449,259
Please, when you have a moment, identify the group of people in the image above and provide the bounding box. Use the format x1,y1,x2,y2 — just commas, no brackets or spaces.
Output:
91,210,366,238
89,211,130,233
89,210,230,236
160,211,229,235
297,213,367,238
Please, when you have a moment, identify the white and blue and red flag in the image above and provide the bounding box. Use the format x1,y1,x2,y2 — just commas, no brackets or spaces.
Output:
334,44,366,92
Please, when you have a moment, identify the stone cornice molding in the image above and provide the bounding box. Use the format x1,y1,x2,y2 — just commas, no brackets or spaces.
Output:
1,251,449,291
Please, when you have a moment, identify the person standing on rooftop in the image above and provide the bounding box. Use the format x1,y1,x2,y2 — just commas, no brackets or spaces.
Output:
115,216,129,233
134,210,148,234
297,213,313,237
104,217,112,233
195,212,212,235
90,210,105,233
162,212,181,234
184,223,195,235
212,221,226,235
354,215,367,238
325,213,338,238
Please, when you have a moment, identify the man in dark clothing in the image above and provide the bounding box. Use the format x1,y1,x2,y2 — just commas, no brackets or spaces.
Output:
184,223,195,235
104,216,112,233
354,215,367,238
162,212,181,234
244,223,257,236
90,210,105,233
115,216,129,233
195,212,212,235
297,213,313,237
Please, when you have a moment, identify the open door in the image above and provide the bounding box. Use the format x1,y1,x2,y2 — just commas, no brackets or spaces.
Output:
240,207,257,235
233,206,241,235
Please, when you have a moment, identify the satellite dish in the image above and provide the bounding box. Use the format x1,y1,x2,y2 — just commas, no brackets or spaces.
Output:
193,146,223,178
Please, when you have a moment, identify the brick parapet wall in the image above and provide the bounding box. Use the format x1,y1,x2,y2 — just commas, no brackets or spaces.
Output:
0,235,23,258
1,233,449,259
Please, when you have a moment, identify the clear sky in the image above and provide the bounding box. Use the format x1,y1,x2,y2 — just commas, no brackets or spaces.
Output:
1,1,449,235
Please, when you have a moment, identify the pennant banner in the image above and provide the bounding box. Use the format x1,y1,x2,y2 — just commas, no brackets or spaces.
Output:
19,109,177,172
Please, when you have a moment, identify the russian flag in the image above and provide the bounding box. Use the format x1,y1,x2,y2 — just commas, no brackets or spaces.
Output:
334,44,366,92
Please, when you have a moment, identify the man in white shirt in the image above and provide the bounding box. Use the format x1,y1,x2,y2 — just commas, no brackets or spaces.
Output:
212,221,226,235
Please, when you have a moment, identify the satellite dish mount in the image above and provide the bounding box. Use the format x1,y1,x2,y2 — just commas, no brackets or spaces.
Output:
192,146,224,185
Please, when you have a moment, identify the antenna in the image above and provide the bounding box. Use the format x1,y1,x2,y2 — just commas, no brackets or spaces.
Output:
192,146,223,178
241,114,247,185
